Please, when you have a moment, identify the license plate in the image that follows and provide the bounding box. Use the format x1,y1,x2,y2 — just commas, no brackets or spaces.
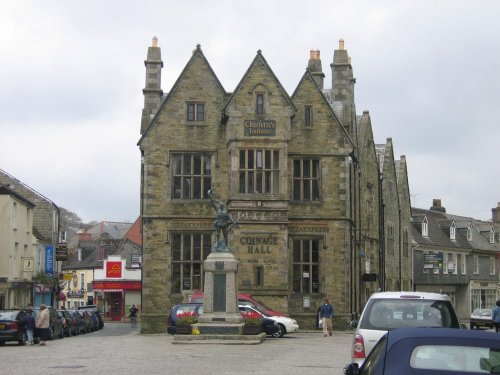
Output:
0,324,4,329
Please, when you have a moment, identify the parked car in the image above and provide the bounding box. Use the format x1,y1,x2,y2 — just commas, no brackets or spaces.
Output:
238,304,299,336
67,309,86,334
88,311,99,331
189,290,286,317
56,310,71,337
470,308,494,330
344,327,500,375
78,305,104,329
76,310,93,333
0,310,28,345
33,306,65,339
167,303,203,334
350,291,461,366
58,310,79,336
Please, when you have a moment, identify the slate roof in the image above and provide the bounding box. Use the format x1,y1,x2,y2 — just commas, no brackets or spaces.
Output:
87,221,133,240
412,207,500,254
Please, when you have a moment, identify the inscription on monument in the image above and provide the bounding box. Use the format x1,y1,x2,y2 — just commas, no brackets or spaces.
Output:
213,273,227,312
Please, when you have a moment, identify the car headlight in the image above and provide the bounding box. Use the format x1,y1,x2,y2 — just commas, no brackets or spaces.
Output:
291,319,297,324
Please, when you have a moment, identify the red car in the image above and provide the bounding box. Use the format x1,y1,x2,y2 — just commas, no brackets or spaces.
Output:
189,290,286,317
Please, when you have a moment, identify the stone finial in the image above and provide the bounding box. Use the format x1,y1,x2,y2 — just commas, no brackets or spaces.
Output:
152,36,158,48
339,39,345,50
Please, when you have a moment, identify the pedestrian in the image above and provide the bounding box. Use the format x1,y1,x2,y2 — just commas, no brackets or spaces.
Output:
129,304,139,328
23,308,35,344
35,304,51,345
492,300,500,333
319,298,335,337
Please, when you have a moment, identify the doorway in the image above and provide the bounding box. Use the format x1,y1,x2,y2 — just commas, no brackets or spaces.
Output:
109,293,123,321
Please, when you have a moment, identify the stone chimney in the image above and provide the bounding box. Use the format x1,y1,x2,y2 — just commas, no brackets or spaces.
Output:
430,199,446,213
331,39,356,135
492,202,500,223
141,36,164,134
308,49,325,89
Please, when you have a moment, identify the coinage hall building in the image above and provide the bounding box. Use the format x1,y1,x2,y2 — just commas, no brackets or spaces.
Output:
138,38,366,333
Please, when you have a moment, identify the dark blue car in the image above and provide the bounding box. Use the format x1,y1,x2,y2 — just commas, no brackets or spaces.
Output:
344,327,500,375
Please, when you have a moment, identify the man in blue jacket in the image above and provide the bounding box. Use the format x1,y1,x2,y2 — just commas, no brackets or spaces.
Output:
319,298,334,337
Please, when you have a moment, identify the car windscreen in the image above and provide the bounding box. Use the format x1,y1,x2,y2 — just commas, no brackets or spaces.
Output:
360,299,459,330
0,311,19,320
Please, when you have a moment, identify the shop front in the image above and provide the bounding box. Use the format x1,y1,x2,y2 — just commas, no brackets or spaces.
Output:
92,256,142,322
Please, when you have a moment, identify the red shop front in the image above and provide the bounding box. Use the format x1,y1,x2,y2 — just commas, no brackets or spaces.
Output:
92,280,141,321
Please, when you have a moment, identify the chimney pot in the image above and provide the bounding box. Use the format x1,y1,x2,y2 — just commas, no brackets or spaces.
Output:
152,36,158,48
339,39,345,50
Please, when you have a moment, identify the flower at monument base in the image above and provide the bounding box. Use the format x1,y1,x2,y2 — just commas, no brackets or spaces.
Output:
241,311,263,326
176,311,198,326
191,327,200,335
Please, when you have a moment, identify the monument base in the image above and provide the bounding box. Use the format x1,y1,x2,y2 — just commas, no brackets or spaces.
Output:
194,322,244,335
172,332,266,345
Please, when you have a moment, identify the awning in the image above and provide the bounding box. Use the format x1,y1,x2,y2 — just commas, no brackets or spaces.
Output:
93,289,123,293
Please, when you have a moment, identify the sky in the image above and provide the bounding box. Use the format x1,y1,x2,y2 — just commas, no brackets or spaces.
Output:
1,0,499,223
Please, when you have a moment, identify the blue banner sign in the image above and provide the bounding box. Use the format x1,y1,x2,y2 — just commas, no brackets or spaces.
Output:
45,245,54,276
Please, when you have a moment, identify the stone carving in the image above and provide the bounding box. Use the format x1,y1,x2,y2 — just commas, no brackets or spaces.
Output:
208,189,236,252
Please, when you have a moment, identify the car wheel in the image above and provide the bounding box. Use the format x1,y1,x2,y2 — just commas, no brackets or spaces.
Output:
278,324,287,335
272,328,284,338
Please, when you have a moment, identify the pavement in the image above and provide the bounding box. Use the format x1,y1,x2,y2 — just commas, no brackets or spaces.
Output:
0,323,354,375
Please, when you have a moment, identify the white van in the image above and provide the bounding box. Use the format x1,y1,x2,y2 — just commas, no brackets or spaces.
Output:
350,291,461,366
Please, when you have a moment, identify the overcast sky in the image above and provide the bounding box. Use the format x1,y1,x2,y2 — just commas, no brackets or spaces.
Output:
1,1,498,223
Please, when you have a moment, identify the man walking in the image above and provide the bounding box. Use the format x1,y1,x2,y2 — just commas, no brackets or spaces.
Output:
319,298,334,337
129,304,139,328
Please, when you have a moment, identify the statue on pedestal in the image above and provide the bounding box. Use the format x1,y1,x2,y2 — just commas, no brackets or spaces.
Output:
208,189,236,252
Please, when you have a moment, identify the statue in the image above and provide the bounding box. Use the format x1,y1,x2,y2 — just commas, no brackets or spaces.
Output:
208,189,236,252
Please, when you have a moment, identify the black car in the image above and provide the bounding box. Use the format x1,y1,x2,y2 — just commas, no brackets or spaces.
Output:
0,310,28,345
78,305,104,329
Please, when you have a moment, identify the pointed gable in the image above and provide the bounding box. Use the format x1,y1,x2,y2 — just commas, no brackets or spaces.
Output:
223,50,295,118
139,45,227,144
291,69,353,148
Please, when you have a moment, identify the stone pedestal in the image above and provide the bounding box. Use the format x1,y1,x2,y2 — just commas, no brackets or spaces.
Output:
196,252,244,334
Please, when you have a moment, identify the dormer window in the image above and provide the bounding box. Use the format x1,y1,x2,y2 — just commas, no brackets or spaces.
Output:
467,224,473,241
422,216,428,237
491,228,495,244
450,222,456,240
256,93,264,114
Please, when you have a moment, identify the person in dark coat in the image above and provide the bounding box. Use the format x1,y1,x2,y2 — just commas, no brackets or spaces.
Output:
23,309,36,345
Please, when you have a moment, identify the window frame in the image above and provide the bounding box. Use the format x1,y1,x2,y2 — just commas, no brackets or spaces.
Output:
256,93,264,114
186,102,205,122
171,232,212,293
292,238,320,294
292,158,321,202
304,105,313,127
422,217,428,237
238,148,280,194
171,152,212,200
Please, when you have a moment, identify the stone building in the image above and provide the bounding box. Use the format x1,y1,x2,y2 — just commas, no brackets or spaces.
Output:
138,38,412,333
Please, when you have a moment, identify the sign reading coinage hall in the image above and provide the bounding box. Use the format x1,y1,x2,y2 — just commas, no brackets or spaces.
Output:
240,233,280,254
244,120,276,136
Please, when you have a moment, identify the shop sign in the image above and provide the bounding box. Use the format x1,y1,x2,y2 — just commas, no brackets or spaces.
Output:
424,253,443,269
67,290,85,298
45,245,54,276
106,261,122,278
244,120,276,136
56,243,68,261
93,280,141,290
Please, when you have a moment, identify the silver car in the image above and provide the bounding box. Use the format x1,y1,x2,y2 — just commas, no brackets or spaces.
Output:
350,291,461,366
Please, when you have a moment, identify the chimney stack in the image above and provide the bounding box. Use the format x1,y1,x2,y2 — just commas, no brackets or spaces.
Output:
492,202,500,223
308,49,325,89
141,36,164,134
430,199,446,213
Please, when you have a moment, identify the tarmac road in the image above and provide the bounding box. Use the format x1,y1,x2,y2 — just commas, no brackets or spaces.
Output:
0,323,353,375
